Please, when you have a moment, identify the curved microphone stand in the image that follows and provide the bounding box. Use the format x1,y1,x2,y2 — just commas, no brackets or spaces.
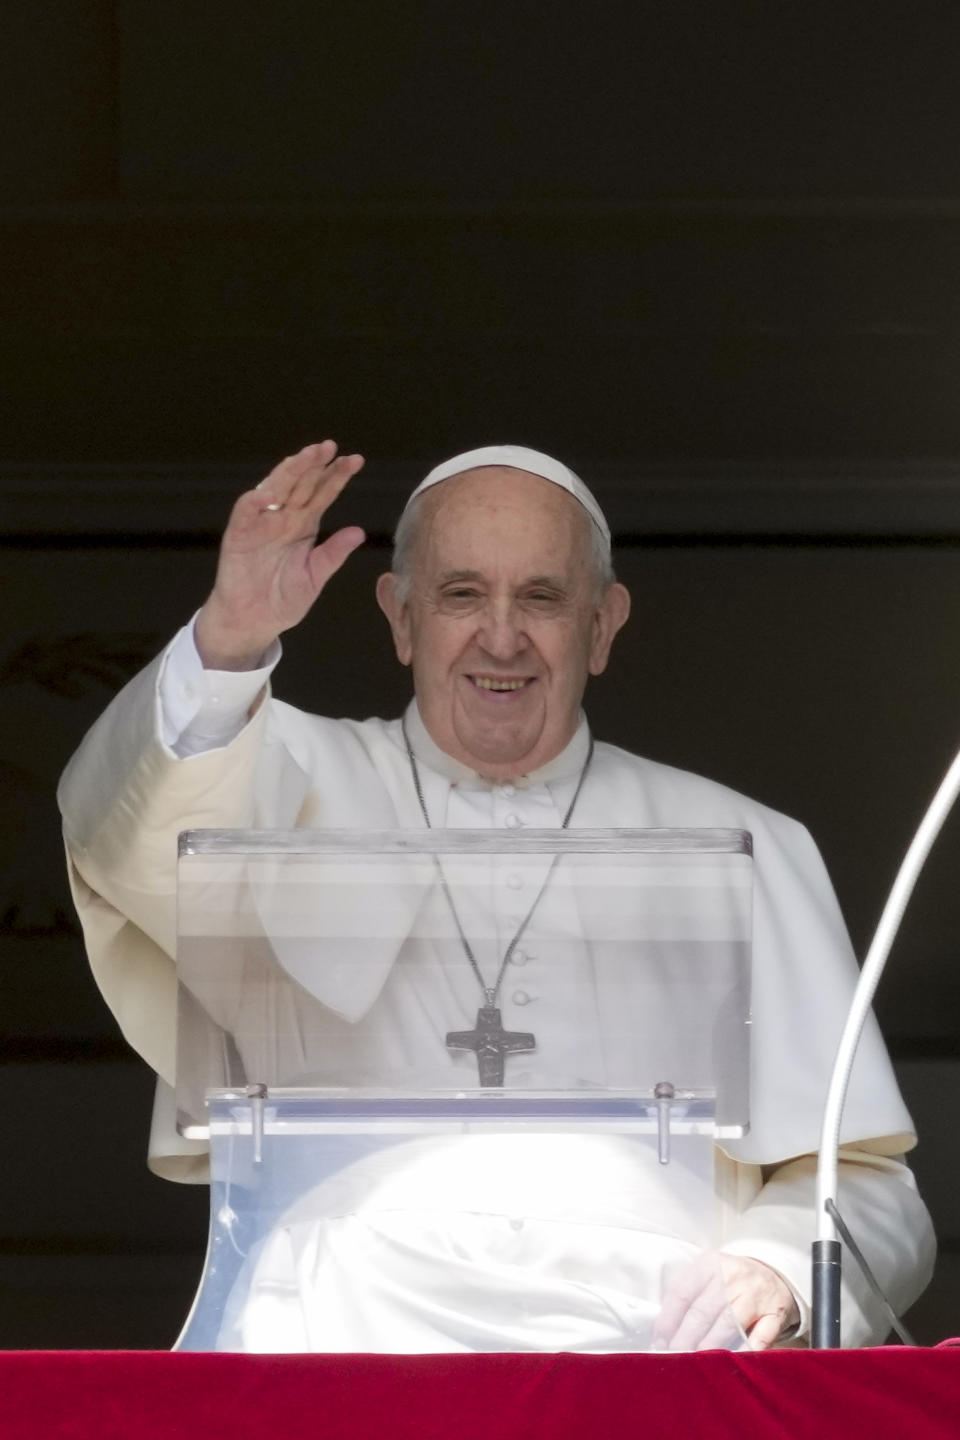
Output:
812,744,960,1347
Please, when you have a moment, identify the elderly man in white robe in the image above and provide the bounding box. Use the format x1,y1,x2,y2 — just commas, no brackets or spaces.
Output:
58,440,935,1352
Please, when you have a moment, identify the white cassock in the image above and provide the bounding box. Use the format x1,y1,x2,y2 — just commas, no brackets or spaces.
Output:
57,625,936,1348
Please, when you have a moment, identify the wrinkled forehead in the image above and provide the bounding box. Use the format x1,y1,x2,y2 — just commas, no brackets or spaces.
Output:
416,466,593,565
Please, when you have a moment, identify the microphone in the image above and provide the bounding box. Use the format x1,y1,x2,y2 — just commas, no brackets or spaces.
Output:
812,744,960,1346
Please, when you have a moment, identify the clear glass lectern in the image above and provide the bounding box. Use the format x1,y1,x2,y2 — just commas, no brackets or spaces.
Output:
174,828,752,1353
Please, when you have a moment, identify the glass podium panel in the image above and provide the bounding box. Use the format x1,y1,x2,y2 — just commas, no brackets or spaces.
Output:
178,1093,742,1353
174,828,753,1353
176,828,752,1129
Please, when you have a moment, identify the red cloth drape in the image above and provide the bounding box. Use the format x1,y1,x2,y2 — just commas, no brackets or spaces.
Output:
3,1348,959,1440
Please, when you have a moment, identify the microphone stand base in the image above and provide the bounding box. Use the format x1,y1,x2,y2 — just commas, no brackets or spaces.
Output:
811,1238,842,1348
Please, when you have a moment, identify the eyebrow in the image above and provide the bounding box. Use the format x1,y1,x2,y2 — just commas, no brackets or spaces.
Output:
436,570,570,590
523,575,569,590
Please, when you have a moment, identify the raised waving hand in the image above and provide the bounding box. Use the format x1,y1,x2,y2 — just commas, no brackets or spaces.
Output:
195,441,366,669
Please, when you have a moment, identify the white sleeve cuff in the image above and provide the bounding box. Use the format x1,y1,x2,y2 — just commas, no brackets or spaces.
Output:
157,615,281,757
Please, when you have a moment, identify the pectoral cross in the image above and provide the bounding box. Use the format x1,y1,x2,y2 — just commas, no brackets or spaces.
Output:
446,1004,536,1087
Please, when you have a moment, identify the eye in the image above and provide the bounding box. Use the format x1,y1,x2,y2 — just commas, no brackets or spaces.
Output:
523,588,565,608
437,585,484,611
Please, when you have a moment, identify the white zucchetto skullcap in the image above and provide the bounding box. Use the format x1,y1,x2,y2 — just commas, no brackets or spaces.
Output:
404,444,611,551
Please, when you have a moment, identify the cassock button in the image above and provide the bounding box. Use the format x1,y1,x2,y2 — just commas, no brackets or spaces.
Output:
510,949,528,966
512,990,532,1005
500,783,516,798
504,813,522,829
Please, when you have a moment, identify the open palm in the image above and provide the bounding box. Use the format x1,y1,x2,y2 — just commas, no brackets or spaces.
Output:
195,441,366,669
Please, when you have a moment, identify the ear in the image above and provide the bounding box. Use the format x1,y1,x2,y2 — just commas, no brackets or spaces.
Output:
375,572,413,666
588,582,631,676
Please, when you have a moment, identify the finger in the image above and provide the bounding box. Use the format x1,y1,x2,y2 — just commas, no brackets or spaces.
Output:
254,440,341,509
254,437,359,512
653,1252,724,1347
282,443,365,511
721,1260,798,1349
690,1301,746,1352
284,443,346,509
665,1278,732,1352
232,447,363,539
654,1267,725,1352
652,1273,701,1347
223,484,314,547
295,457,365,521
743,1312,785,1352
306,525,367,593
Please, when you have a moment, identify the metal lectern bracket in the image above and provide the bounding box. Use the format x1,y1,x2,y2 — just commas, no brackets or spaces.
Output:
245,1083,268,1165
654,1080,675,1166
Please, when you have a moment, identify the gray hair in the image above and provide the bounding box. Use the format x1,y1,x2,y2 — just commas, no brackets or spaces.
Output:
390,491,616,603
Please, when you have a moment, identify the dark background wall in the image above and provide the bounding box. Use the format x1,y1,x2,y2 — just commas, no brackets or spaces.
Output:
2,1,960,1345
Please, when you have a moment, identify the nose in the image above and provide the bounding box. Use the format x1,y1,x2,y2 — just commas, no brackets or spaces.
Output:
476,597,528,660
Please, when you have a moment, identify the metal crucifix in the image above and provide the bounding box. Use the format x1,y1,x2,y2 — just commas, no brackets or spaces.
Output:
446,1004,536,1087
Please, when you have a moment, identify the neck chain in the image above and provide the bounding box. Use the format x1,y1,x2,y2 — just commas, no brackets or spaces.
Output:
401,719,594,1085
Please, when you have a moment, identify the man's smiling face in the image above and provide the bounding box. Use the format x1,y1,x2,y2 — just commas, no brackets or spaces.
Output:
376,466,630,778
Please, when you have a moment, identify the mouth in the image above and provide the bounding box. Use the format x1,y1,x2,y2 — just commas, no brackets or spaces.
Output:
468,675,535,693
